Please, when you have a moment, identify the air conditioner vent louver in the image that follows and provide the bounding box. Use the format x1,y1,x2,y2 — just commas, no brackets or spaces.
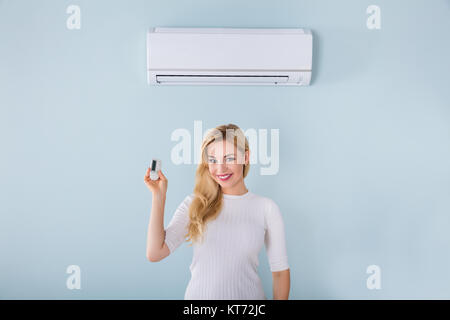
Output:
155,75,291,84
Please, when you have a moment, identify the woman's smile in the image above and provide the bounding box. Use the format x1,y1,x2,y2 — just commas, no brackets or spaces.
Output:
217,173,232,181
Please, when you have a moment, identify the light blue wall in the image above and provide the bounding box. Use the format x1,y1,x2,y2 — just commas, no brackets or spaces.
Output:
1,0,449,299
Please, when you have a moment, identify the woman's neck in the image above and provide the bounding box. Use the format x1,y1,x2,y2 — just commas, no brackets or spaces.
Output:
221,183,248,196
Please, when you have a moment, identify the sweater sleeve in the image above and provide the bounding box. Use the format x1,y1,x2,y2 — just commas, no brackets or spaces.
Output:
164,194,193,254
264,198,290,272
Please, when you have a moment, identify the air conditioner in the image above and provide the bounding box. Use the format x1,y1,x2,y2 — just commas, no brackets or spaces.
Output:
147,27,313,86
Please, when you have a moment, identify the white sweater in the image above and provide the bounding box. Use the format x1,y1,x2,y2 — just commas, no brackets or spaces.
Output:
164,190,289,300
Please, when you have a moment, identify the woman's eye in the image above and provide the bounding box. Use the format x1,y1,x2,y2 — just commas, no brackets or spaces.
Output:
208,158,234,163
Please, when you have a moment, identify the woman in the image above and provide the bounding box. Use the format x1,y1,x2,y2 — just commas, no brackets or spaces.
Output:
145,123,290,300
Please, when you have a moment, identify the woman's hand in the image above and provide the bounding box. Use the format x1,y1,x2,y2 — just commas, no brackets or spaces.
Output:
144,168,168,198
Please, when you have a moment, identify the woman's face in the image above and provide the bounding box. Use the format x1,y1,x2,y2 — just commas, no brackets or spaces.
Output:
206,139,249,190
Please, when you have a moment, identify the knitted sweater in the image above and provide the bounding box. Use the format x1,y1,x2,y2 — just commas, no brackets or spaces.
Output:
164,190,289,300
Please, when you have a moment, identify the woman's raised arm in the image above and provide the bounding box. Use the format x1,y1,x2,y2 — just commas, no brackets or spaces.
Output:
144,168,170,262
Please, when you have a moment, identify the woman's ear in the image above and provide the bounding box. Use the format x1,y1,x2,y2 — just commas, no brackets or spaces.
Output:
245,150,249,165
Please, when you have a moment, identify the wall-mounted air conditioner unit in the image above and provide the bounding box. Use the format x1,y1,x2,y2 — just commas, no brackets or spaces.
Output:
147,27,313,86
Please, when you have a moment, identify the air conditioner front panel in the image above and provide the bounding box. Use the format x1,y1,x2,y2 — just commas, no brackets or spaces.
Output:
148,33,312,70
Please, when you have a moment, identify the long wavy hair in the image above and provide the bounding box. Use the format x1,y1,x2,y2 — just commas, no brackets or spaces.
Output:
185,123,250,246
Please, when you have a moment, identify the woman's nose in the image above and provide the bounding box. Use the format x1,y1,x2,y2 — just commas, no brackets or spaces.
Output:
218,162,227,170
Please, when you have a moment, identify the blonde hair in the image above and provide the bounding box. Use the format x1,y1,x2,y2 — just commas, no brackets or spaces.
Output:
185,123,250,246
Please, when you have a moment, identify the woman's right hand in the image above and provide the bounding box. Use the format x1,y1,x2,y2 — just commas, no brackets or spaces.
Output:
144,168,168,198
